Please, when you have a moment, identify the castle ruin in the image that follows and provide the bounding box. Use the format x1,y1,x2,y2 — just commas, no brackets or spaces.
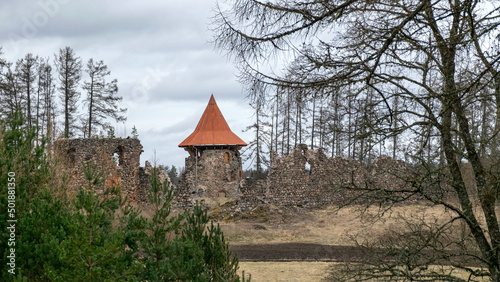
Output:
172,95,415,209
176,95,246,205
53,95,415,210
53,137,168,202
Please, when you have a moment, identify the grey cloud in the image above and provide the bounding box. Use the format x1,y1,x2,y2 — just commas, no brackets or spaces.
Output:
1,0,252,169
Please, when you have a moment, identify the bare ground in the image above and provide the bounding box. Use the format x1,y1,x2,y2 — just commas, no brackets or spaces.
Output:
230,242,480,268
212,203,483,267
230,243,364,262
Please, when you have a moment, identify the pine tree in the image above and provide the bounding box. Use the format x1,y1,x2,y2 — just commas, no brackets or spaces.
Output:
83,59,126,137
56,163,139,280
139,166,250,281
139,165,185,280
15,53,39,128
131,125,139,139
55,46,82,138
0,65,23,119
37,58,56,143
0,111,51,280
107,127,115,138
167,165,179,185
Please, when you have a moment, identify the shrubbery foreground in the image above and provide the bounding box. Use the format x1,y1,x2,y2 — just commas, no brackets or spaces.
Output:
0,112,250,281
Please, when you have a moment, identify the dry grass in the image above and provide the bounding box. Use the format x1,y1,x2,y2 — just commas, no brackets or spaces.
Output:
324,264,490,282
238,262,330,282
200,197,238,207
238,262,489,282
223,202,492,281
220,203,457,246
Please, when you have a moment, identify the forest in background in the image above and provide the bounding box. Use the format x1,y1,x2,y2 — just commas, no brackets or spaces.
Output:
0,46,126,142
231,1,500,179
0,43,254,281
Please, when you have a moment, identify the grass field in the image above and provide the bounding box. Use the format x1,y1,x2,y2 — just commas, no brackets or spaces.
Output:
219,203,456,246
217,203,487,281
238,262,330,282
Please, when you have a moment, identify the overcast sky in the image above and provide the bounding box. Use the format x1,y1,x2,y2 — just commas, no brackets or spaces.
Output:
1,0,254,169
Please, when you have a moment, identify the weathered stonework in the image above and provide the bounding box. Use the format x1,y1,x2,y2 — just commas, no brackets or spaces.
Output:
139,160,172,197
54,138,168,202
176,148,243,206
233,145,414,209
258,145,367,207
53,137,413,210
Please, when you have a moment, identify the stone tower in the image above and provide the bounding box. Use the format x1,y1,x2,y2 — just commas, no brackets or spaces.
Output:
178,95,247,200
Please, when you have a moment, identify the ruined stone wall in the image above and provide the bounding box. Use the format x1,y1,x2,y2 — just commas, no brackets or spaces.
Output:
54,138,150,201
239,178,267,207
238,144,411,208
172,142,415,209
175,148,243,206
138,160,172,201
257,145,367,207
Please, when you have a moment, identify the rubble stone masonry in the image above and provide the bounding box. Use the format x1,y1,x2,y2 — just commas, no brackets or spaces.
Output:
54,138,411,210
176,148,243,206
53,138,169,202
238,145,411,208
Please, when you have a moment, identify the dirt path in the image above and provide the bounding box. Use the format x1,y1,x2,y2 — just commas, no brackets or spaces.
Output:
230,243,364,262
231,243,480,268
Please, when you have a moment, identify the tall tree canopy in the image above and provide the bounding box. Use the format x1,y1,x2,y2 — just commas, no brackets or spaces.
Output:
15,53,38,128
55,46,82,138
82,59,126,137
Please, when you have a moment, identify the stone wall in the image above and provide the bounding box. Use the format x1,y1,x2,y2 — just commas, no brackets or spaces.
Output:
253,145,366,207
53,137,415,210
237,144,412,209
53,138,167,202
175,148,243,206
173,144,414,209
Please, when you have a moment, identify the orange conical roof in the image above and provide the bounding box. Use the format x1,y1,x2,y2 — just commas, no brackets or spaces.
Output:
179,95,247,147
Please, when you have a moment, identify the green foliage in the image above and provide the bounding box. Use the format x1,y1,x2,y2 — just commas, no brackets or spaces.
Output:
167,165,179,185
131,125,139,139
139,166,250,281
0,110,48,201
0,111,51,281
54,163,139,280
15,188,72,280
12,163,140,281
0,112,249,281
139,166,185,280
107,127,115,138
181,205,245,281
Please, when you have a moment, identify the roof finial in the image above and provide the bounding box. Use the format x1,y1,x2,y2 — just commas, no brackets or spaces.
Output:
209,94,216,104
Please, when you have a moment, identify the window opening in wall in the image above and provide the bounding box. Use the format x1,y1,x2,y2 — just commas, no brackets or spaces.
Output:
305,161,311,174
224,152,231,163
113,146,125,167
113,152,120,166
68,148,76,165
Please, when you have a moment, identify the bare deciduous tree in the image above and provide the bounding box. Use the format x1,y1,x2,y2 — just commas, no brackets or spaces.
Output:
213,0,500,279
55,46,82,138
82,58,126,137
16,53,39,128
